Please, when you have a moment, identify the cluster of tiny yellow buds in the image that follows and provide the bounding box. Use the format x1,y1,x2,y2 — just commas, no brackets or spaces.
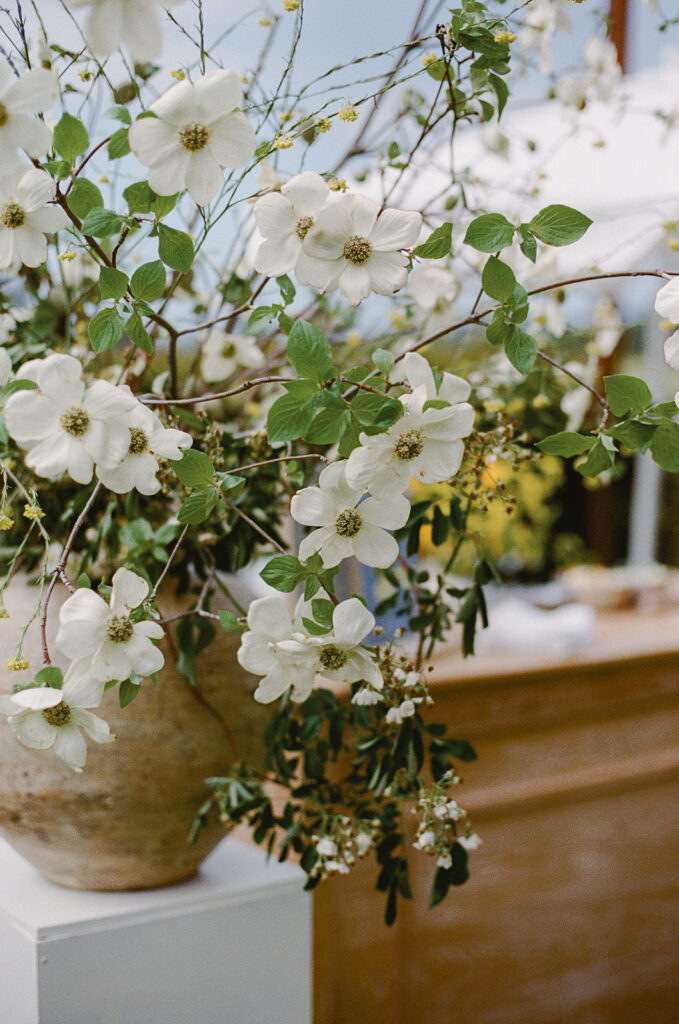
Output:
421,52,438,67
58,250,76,262
279,109,295,123
259,17,272,26
283,0,301,10
316,117,331,133
274,134,294,150
338,104,358,122
98,174,110,184
0,608,8,619
345,330,361,349
78,69,93,82
23,503,45,521
170,68,186,80
668,238,679,252
7,657,29,671
0,512,14,531
389,310,408,330
329,178,348,192
494,29,517,44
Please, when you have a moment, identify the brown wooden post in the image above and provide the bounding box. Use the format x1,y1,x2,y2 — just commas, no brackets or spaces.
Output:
609,0,629,71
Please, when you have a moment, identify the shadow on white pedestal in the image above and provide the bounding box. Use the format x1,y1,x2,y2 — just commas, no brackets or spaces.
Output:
0,835,311,1024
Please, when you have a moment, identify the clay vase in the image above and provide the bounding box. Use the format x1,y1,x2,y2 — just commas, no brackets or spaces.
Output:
0,574,267,890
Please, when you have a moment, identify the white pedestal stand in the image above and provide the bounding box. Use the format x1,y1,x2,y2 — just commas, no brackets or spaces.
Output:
0,836,312,1024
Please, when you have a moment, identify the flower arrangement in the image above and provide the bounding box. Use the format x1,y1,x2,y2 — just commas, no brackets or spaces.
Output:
0,0,678,922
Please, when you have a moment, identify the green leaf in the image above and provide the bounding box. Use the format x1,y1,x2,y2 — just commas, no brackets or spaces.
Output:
304,407,347,444
157,223,194,273
107,127,131,159
608,420,657,449
650,419,679,472
413,222,453,259
174,449,214,487
130,260,166,301
34,666,63,688
372,348,395,375
260,555,305,592
648,401,678,419
88,307,125,352
504,327,537,374
311,598,335,627
98,266,128,301
104,104,132,125
350,390,402,428
126,310,153,355
177,486,218,524
488,72,508,118
287,320,333,382
486,308,510,346
577,437,616,477
80,208,124,238
67,178,103,220
518,225,537,263
481,255,516,303
537,432,596,457
218,610,243,632
246,306,276,335
527,205,592,247
53,112,89,163
267,391,317,442
463,213,515,253
604,375,652,418
119,678,140,709
124,181,154,214
276,274,296,305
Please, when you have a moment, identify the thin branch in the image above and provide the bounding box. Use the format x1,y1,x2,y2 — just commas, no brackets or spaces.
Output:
149,524,189,602
39,482,102,666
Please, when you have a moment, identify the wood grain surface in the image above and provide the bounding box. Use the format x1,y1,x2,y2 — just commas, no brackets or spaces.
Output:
312,607,679,1024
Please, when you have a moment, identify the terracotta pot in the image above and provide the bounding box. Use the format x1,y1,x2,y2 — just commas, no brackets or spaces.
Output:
0,574,266,890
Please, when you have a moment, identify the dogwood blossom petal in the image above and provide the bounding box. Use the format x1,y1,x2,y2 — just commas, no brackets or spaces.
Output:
110,567,149,614
655,277,679,322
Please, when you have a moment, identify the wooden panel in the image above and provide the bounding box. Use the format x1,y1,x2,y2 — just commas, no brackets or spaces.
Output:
313,608,679,1023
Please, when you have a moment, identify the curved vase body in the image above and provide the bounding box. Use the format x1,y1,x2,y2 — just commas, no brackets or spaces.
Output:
0,577,265,890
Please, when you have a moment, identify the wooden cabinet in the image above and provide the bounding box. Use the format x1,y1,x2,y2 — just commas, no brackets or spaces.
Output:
313,608,679,1023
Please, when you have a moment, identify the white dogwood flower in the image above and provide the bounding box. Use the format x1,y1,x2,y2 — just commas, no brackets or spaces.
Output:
238,595,382,704
237,594,318,704
290,460,409,568
301,193,422,305
128,69,257,206
65,0,186,62
664,331,679,371
655,276,679,323
253,171,330,277
345,355,474,496
200,331,266,383
0,666,113,772
0,168,68,270
96,403,192,494
56,568,164,683
4,354,137,484
0,57,58,158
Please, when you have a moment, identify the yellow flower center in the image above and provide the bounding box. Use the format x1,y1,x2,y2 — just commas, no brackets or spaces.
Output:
342,235,372,265
179,122,211,152
42,702,72,727
319,644,348,671
393,428,424,461
107,615,134,644
60,406,90,437
335,508,362,538
295,216,313,240
128,427,149,455
1,202,25,229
